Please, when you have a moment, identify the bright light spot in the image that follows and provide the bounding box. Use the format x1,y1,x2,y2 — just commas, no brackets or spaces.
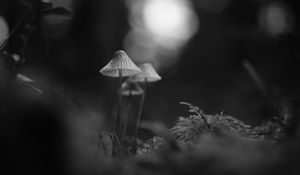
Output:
259,3,293,36
143,0,198,45
124,0,199,71
0,16,9,44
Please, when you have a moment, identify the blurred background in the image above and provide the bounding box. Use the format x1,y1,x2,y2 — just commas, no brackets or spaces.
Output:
1,0,300,143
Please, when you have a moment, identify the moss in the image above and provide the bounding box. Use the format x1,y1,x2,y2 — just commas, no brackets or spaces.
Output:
138,102,288,154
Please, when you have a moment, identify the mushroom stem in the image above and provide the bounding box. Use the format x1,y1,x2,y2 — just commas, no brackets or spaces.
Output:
135,78,147,137
121,90,132,141
115,70,123,139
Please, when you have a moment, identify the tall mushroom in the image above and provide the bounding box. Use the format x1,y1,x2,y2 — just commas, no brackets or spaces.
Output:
129,63,161,137
99,50,141,139
120,81,143,140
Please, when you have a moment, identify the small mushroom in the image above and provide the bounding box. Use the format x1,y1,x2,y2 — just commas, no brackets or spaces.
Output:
128,63,161,83
119,81,144,140
128,63,161,137
100,50,141,77
121,81,144,96
99,50,141,140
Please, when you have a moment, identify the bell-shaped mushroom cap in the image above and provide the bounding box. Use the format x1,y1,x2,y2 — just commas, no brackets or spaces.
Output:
129,63,161,82
120,81,144,96
100,50,141,77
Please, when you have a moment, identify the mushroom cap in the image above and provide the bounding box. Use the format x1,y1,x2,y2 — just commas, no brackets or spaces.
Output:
129,63,161,82
100,50,141,77
120,81,144,96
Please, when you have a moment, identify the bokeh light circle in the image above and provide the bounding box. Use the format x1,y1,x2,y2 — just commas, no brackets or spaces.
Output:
143,0,199,43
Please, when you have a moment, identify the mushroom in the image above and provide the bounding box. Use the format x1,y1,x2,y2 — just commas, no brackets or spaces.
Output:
99,50,141,139
129,63,162,83
121,81,144,96
128,63,161,137
119,81,144,140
